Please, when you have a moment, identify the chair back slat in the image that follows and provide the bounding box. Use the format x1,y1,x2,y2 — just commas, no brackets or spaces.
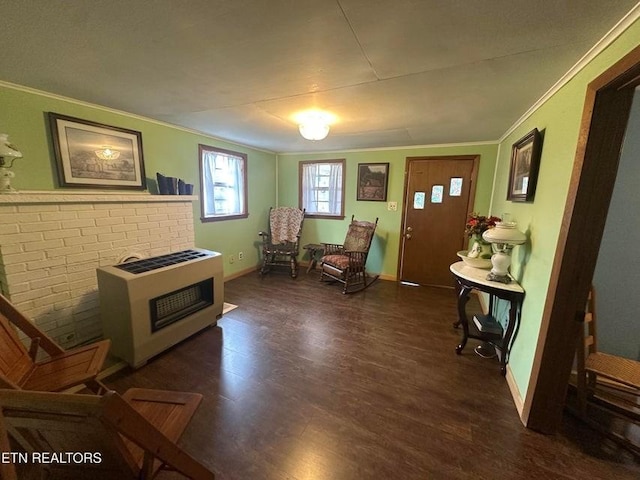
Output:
0,313,33,387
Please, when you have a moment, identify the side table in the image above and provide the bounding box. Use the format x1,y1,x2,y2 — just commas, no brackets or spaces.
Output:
450,261,525,375
303,243,325,273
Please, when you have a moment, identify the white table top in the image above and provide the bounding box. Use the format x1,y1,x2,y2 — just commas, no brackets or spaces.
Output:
450,262,524,294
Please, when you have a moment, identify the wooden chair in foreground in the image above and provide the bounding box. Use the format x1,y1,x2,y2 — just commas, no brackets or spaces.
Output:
573,286,640,453
0,388,215,479
319,216,379,294
0,293,110,393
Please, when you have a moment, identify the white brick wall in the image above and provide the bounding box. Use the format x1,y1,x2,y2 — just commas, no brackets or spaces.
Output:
0,192,196,348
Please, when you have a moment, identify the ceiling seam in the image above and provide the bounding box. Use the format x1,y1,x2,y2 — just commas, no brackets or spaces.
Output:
336,0,380,81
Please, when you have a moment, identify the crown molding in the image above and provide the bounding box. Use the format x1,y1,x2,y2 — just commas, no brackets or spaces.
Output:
0,80,276,155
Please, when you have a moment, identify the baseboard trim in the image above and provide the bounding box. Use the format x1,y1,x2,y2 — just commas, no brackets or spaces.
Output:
224,265,259,281
506,364,526,424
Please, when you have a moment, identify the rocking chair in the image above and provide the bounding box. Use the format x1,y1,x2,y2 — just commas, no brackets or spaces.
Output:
259,207,305,278
320,216,379,294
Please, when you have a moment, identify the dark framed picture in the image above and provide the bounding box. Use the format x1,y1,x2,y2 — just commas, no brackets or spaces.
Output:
48,113,146,190
507,128,542,202
357,162,389,201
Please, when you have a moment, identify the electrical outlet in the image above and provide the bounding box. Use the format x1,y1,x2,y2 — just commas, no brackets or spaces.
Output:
238,251,244,261
388,201,398,211
229,254,235,264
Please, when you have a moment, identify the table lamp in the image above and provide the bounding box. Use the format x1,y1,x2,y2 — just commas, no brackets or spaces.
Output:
482,221,526,283
0,134,24,193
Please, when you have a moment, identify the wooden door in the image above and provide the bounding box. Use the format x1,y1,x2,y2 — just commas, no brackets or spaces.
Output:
399,156,478,287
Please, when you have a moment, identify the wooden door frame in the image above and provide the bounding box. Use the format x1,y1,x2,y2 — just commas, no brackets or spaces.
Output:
523,44,640,433
397,155,479,283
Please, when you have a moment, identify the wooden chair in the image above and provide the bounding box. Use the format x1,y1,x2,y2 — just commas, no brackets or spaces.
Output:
320,216,379,294
259,206,305,278
575,286,640,420
0,293,110,393
0,388,214,479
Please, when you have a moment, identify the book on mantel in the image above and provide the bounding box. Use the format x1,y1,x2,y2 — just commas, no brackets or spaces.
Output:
472,314,503,335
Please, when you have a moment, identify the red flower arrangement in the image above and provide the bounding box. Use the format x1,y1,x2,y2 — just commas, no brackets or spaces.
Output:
465,213,501,238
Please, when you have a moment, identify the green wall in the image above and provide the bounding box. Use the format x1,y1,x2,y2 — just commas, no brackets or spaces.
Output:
3,11,639,409
490,19,640,398
0,85,277,278
277,144,498,279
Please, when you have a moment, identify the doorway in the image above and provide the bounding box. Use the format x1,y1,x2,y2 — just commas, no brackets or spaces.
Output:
399,155,478,287
525,45,640,433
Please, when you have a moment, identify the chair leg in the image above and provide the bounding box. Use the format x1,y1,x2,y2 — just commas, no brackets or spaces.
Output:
87,379,109,395
291,257,298,278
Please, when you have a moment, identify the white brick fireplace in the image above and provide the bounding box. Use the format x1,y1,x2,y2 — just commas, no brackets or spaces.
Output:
0,192,196,348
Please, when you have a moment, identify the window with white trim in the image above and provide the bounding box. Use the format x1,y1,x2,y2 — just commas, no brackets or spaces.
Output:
299,159,345,218
199,144,248,221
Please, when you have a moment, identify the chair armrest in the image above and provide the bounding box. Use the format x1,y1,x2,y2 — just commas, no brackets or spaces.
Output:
258,231,270,245
1,294,65,356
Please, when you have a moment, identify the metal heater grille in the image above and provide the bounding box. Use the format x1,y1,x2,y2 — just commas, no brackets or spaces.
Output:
116,250,208,274
150,278,214,332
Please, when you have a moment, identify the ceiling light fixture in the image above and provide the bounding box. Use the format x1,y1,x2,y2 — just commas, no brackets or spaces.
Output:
95,146,120,160
297,111,332,141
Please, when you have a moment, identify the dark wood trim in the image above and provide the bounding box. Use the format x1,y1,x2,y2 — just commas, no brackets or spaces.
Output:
298,158,346,219
198,143,248,222
397,155,479,282
524,44,640,433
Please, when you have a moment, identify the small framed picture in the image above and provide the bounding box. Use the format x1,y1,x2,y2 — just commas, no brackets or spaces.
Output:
48,113,146,190
507,128,542,202
357,163,389,201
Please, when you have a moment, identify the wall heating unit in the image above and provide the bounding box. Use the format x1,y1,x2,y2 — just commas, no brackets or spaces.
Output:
97,248,223,367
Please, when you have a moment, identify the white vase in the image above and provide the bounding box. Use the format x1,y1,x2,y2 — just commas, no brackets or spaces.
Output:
467,234,492,259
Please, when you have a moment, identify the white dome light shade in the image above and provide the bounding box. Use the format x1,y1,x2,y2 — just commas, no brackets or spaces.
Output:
296,111,333,141
299,122,330,141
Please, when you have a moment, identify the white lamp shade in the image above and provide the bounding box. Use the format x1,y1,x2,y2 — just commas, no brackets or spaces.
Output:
482,221,526,245
0,134,22,159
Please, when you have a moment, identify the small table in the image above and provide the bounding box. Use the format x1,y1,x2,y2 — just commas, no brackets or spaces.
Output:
450,262,525,375
303,243,325,273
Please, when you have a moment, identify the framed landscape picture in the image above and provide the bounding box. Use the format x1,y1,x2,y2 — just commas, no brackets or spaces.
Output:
357,162,389,201
49,113,146,190
507,128,542,202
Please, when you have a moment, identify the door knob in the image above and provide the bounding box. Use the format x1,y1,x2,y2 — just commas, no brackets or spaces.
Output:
405,233,412,239
406,226,413,232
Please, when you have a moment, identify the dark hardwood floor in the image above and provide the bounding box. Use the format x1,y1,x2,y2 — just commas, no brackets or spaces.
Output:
106,271,640,479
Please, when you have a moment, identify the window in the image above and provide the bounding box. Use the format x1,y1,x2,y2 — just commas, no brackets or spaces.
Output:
299,159,345,218
199,144,248,221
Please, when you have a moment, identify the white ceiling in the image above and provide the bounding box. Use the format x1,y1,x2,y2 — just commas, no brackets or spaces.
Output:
1,1,638,153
